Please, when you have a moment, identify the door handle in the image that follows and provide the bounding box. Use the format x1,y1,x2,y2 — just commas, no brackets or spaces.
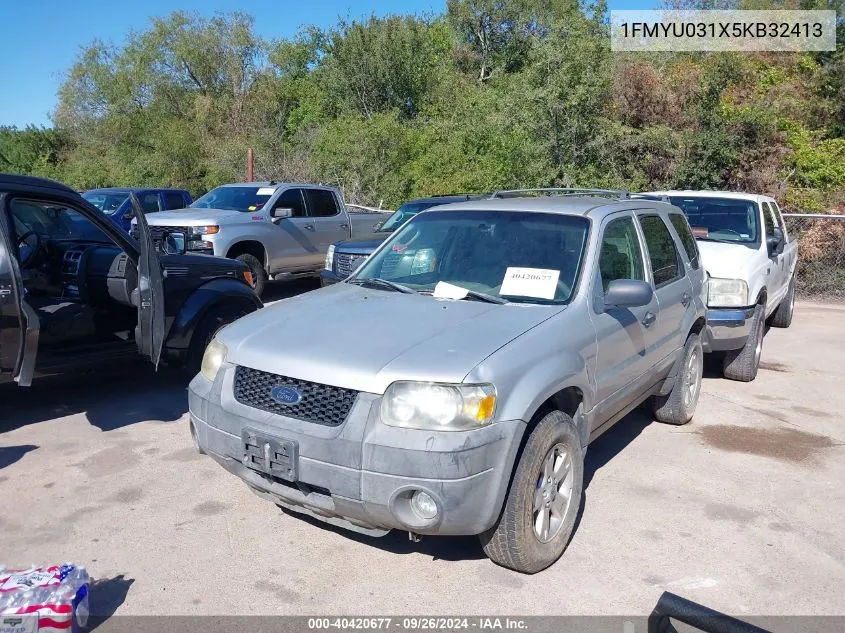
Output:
303,224,315,231
339,223,349,230
642,311,656,328
681,292,691,307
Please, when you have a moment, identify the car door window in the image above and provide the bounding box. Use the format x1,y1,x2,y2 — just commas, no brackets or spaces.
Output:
598,217,645,292
306,189,340,217
140,193,161,214
761,202,777,236
163,192,186,210
668,213,700,270
273,189,307,218
639,215,681,287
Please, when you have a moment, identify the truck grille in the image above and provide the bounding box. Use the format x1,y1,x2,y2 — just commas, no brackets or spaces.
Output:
130,225,190,254
334,252,368,277
233,366,358,427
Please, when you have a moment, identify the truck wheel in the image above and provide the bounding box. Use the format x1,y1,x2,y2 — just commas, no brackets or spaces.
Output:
652,333,703,425
235,253,267,297
769,276,795,329
186,304,249,375
722,304,764,382
479,410,584,574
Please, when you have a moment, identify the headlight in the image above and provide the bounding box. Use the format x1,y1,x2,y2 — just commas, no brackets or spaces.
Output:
200,339,227,381
325,244,335,271
189,225,219,236
380,382,497,431
707,278,748,307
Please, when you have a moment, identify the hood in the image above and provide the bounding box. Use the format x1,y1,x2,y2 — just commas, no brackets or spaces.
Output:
144,207,252,226
696,240,759,278
217,283,560,394
334,231,392,252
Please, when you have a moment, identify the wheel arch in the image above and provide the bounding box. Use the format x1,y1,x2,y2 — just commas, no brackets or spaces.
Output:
226,240,267,268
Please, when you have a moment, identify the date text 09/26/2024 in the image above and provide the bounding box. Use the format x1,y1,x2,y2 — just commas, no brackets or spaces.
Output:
307,618,529,630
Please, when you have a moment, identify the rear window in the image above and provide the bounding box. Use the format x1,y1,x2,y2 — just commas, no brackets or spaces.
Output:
83,192,128,214
306,189,340,217
191,186,275,212
668,213,700,269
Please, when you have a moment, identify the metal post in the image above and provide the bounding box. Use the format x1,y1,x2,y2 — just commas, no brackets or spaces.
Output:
247,148,254,182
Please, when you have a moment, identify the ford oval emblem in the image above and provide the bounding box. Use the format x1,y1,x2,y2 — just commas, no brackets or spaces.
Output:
270,386,302,406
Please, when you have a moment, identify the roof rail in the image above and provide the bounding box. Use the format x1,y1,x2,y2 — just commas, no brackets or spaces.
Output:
430,192,485,198
491,187,631,200
630,193,671,203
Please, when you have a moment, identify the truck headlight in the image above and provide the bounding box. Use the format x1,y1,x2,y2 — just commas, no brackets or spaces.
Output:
189,225,219,236
707,278,748,307
325,245,335,271
380,381,497,431
200,339,227,381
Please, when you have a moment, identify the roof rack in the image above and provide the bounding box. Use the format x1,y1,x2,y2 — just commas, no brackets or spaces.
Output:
490,187,631,200
630,193,671,203
430,192,485,198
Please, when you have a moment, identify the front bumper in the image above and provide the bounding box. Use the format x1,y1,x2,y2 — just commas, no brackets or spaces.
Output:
319,269,342,286
188,367,525,536
702,306,756,353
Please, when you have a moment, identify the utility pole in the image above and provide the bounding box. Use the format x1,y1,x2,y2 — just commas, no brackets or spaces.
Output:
247,148,254,182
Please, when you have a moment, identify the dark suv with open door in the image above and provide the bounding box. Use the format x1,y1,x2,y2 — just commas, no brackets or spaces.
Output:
0,174,262,386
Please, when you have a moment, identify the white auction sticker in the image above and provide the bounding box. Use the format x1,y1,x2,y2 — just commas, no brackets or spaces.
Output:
432,281,469,300
256,187,276,196
499,267,560,300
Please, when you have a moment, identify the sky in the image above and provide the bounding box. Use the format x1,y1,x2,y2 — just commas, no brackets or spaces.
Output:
0,0,651,129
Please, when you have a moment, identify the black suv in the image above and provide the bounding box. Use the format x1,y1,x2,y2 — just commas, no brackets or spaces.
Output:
0,174,262,386
320,194,487,285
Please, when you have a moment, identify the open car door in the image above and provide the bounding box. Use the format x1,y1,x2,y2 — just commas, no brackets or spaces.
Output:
0,193,38,386
129,194,165,368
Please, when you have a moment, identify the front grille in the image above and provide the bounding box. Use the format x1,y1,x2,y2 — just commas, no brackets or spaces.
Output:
334,252,368,277
233,366,358,426
131,225,190,253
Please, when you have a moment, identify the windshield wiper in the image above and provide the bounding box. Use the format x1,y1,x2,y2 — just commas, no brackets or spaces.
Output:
461,290,508,304
347,277,418,294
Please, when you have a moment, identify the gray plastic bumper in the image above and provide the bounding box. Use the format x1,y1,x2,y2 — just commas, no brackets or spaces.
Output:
189,368,526,536
702,306,756,352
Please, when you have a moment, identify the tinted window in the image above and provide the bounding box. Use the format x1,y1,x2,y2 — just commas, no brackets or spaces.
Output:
139,193,160,214
191,185,274,212
639,215,681,286
762,202,776,235
355,211,589,304
598,217,645,292
668,213,700,270
380,201,444,231
668,196,759,243
82,192,128,214
163,191,187,210
274,188,307,218
306,189,339,217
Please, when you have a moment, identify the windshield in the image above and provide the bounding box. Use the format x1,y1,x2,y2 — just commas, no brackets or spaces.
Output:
352,210,589,304
83,191,129,214
669,196,760,244
379,200,447,232
190,185,275,212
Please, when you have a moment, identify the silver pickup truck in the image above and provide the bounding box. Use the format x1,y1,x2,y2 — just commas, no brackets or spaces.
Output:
141,182,388,295
189,190,707,573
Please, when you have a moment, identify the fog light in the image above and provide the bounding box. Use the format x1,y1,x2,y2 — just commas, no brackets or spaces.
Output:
410,490,438,520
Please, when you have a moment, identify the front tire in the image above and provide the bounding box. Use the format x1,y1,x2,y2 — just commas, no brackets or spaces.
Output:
235,253,267,297
722,304,764,382
652,333,703,425
769,276,795,329
480,411,584,574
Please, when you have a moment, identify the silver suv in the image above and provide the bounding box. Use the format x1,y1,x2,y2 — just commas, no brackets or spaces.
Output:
189,190,706,573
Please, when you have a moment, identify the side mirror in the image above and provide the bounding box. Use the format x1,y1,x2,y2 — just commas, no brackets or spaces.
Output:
373,221,384,231
604,279,654,310
766,227,784,254
272,207,293,219
163,232,185,255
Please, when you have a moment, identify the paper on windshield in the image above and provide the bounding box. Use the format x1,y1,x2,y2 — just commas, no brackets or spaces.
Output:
256,187,276,196
433,281,469,299
499,267,560,300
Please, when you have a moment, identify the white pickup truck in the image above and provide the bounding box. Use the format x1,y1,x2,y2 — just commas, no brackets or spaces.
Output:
646,191,798,382
139,182,388,295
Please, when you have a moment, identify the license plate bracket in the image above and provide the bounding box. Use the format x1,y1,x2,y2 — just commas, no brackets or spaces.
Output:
242,429,298,482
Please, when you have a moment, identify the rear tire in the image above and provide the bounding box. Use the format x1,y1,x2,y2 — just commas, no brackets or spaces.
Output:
235,253,267,297
186,304,250,375
652,333,703,425
722,304,764,382
479,411,584,574
769,276,795,329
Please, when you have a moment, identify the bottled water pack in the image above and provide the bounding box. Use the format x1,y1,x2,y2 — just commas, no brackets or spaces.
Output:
0,564,89,633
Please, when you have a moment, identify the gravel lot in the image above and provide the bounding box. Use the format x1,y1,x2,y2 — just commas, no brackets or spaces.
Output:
1,290,843,618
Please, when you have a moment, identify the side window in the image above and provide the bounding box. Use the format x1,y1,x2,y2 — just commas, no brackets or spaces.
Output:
306,189,340,217
668,213,700,270
761,202,776,236
273,189,307,218
598,216,645,293
770,200,787,235
139,193,161,214
163,192,186,210
639,214,681,287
